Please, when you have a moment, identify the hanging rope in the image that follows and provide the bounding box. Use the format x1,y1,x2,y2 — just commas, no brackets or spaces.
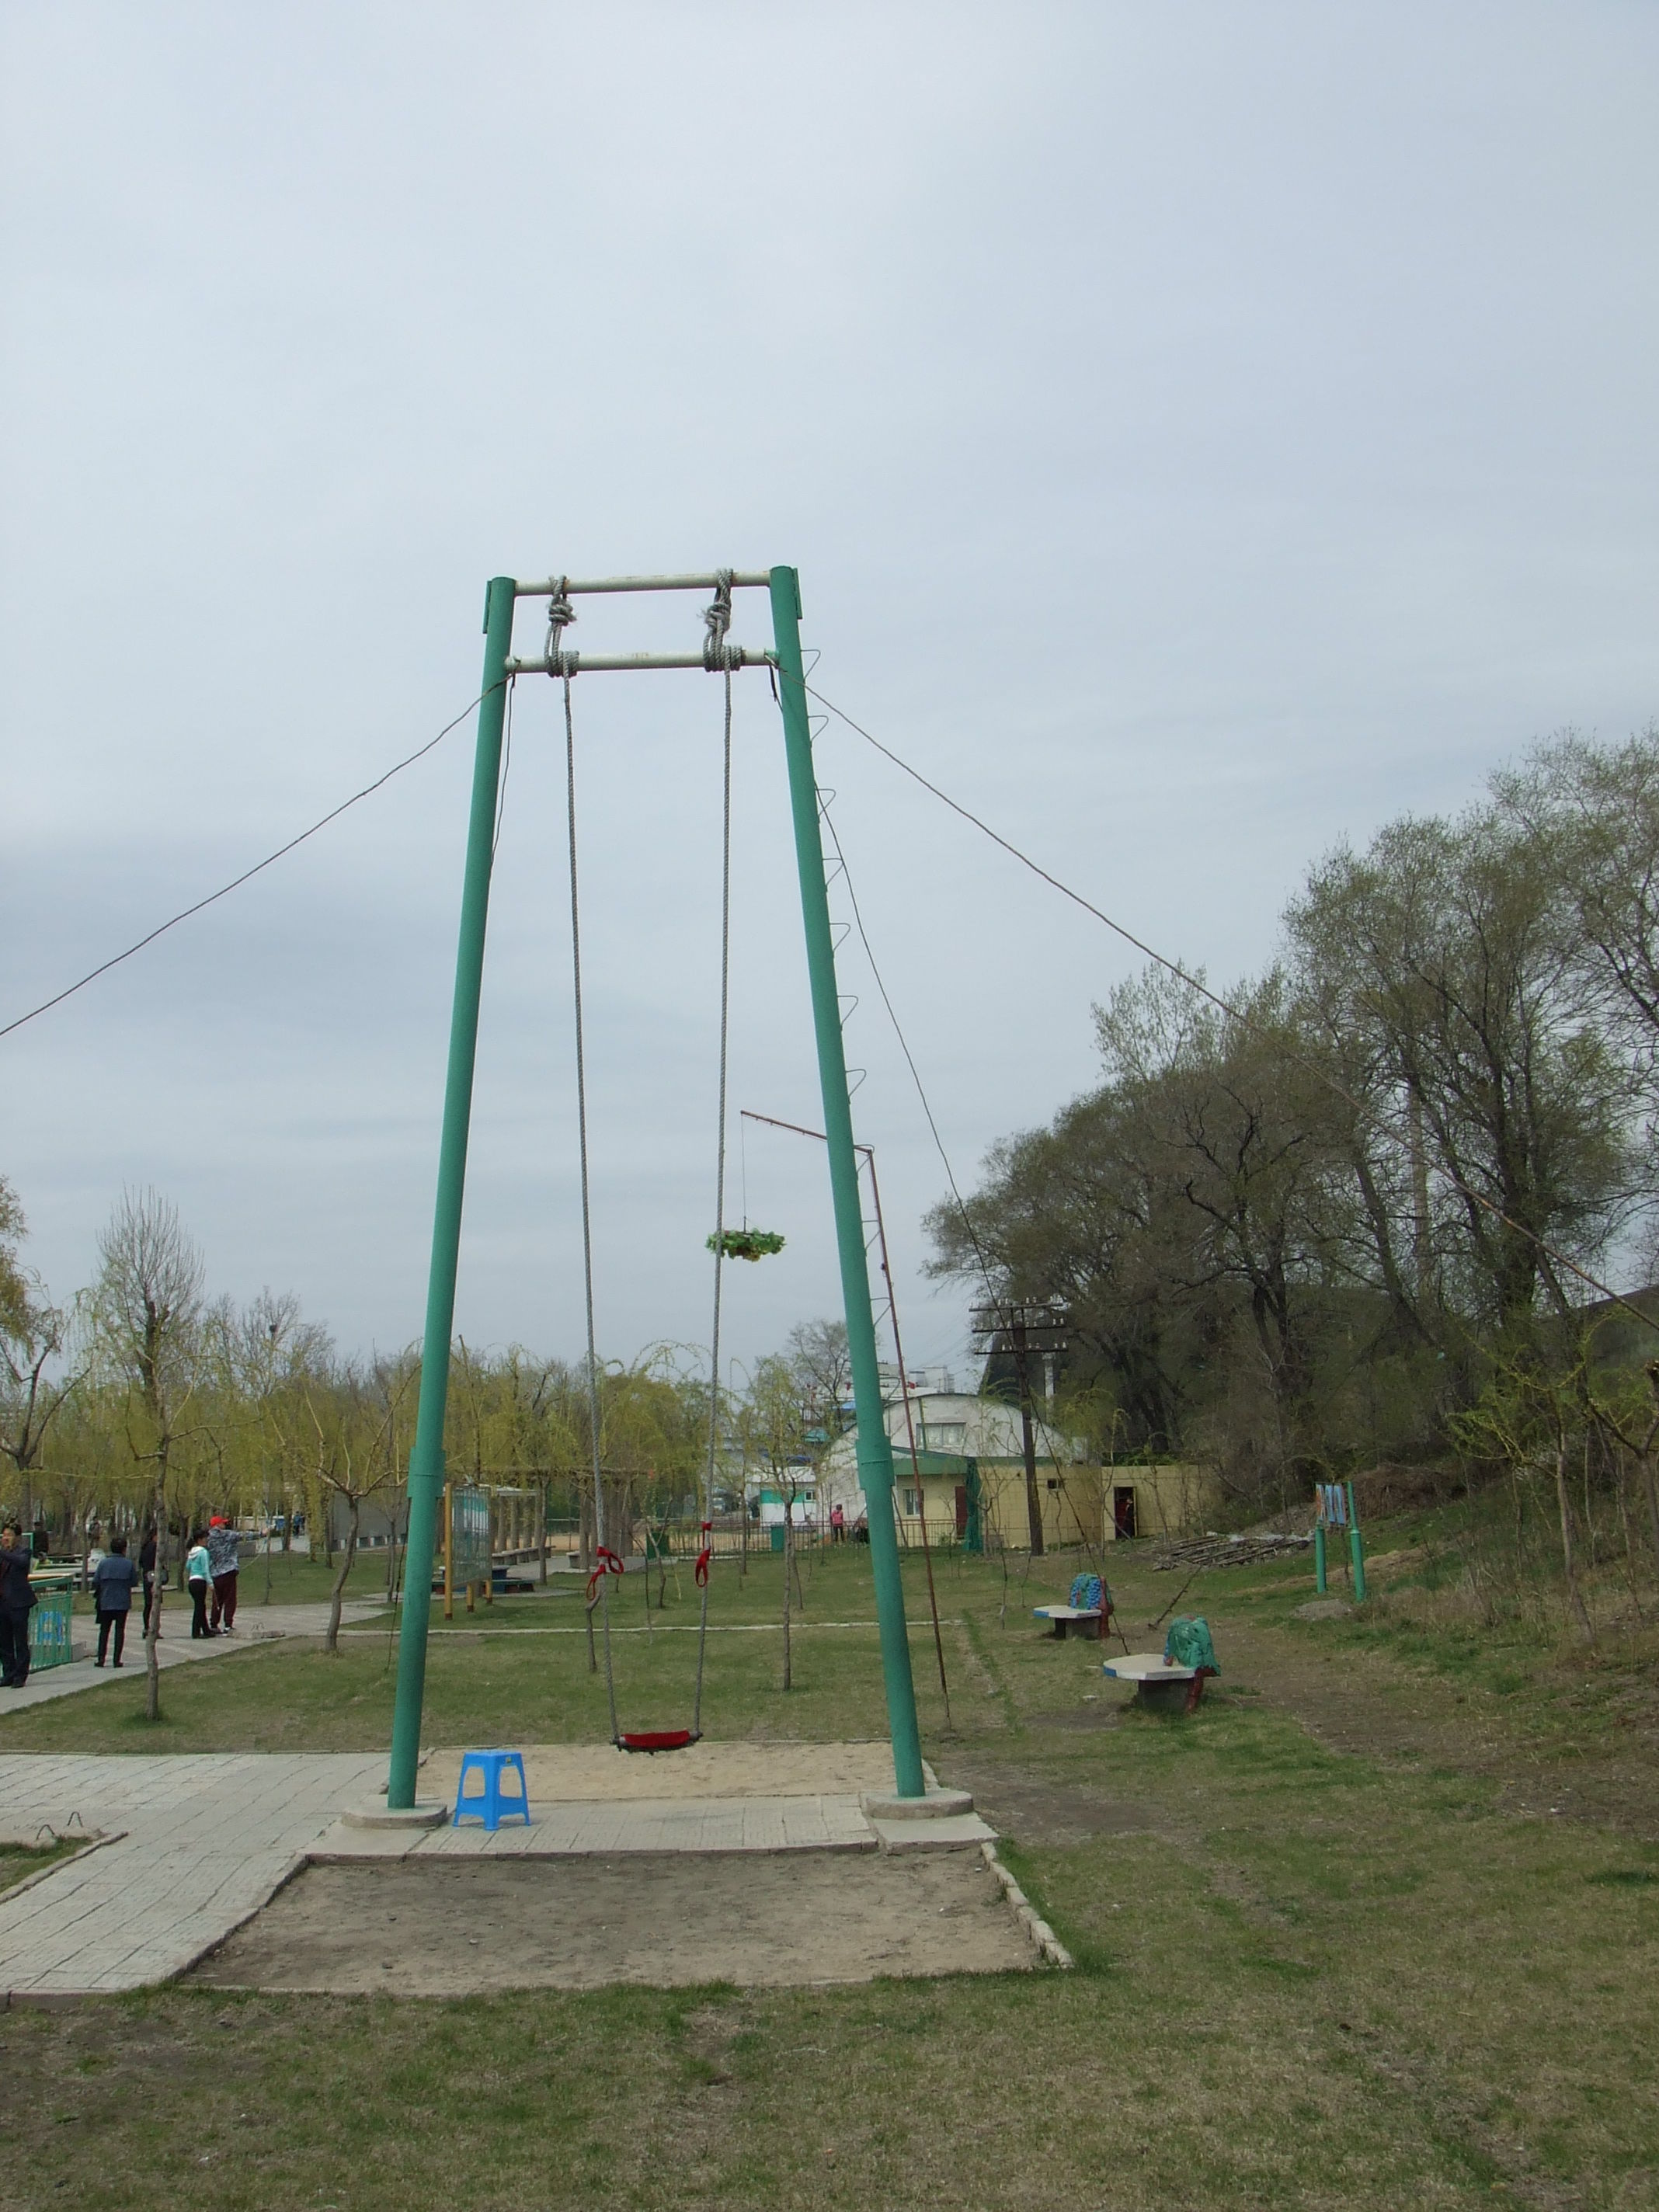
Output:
563,669,620,1746
693,649,735,1734
562,613,734,1754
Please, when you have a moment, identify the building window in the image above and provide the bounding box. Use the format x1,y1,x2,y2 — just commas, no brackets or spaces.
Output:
903,1489,921,1518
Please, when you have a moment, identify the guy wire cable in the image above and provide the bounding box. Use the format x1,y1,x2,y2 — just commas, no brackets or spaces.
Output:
806,679,1657,1335
1,689,489,1042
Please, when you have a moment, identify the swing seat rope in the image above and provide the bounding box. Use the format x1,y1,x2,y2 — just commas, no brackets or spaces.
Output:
586,1546,624,1602
563,593,735,1762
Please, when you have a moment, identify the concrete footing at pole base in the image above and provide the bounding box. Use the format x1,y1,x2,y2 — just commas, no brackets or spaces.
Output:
859,1786,975,1821
341,1802,448,1831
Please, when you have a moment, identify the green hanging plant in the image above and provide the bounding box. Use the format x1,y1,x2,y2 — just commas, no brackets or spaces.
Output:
708,1227,786,1262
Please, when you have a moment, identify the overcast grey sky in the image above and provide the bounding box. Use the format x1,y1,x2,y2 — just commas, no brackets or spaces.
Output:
2,2,1656,1380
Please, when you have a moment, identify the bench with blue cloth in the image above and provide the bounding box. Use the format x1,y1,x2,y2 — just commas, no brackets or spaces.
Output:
1033,1574,1112,1640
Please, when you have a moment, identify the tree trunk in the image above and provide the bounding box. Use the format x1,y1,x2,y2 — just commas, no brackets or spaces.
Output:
1640,1452,1659,1573
144,1462,166,1723
1553,1442,1595,1644
325,1495,358,1653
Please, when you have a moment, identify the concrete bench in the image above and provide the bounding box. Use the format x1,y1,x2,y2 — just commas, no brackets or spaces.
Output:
1101,1650,1209,1713
1033,1605,1104,1641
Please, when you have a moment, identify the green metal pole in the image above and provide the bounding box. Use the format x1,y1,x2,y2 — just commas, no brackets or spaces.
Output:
386,574,516,1807
769,566,926,1798
1346,1480,1366,1602
1314,1520,1327,1596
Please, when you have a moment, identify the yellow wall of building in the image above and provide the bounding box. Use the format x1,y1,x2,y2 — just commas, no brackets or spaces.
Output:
1100,1462,1221,1542
890,1461,1219,1550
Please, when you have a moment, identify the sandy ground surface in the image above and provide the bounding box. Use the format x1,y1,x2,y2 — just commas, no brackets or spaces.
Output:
189,1850,1035,1992
420,1740,925,1807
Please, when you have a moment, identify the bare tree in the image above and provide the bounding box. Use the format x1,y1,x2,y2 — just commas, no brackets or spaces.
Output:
88,1190,205,1720
305,1365,409,1651
0,1181,85,1518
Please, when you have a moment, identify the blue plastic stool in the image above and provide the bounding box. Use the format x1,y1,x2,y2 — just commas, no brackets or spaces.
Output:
453,1748,531,1831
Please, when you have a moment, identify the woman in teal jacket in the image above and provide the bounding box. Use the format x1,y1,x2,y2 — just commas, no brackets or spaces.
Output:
186,1531,215,1640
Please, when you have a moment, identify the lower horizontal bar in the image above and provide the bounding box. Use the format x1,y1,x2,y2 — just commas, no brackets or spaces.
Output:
513,572,774,600
505,648,777,676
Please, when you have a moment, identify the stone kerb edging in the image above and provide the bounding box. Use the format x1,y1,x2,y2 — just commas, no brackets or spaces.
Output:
981,1840,1073,1970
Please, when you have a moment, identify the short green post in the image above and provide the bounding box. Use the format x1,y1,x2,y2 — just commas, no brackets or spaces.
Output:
1314,1520,1327,1595
770,565,926,1799
386,574,516,1808
1346,1480,1366,1602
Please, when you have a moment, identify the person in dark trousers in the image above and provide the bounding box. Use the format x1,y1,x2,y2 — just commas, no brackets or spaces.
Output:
139,1527,162,1637
186,1531,214,1639
207,1516,239,1633
92,1535,139,1668
0,1522,39,1687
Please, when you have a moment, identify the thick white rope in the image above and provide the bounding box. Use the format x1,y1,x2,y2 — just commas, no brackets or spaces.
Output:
693,656,734,1736
563,670,620,1744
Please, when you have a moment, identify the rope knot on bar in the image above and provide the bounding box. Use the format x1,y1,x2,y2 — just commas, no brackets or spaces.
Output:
544,578,576,668
702,569,734,671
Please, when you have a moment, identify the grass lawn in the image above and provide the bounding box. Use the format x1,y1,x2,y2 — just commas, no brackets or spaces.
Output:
0,1838,78,1897
2,1536,1656,2208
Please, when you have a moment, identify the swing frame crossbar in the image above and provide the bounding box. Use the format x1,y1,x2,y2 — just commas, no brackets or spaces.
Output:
384,565,927,1810
504,649,777,676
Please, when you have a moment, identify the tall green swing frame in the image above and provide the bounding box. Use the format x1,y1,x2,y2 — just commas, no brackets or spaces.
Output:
385,567,926,1807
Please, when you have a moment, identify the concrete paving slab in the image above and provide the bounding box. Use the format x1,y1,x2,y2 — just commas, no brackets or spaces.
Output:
0,1752,384,1995
871,1814,998,1853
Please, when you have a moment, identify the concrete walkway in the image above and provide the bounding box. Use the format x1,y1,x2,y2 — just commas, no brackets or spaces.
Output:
0,1752,384,1995
0,1744,995,1997
4,1601,384,1712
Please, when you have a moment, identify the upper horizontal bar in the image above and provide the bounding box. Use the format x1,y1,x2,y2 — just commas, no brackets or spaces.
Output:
513,571,774,600
505,647,778,676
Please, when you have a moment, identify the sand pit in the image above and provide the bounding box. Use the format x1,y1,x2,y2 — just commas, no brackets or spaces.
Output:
419,1739,920,1807
188,1850,1035,1993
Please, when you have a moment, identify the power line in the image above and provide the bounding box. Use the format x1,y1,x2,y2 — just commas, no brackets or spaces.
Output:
806,678,1654,1330
0,690,488,1043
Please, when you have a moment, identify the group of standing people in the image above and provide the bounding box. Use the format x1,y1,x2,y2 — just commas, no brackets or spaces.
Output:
0,1515,245,1681
186,1518,241,1640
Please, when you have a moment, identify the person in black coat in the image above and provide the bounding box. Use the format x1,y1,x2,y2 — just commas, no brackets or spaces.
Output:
0,1522,39,1688
92,1535,140,1668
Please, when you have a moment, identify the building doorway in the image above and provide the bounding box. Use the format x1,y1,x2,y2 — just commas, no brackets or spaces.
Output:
1112,1485,1138,1541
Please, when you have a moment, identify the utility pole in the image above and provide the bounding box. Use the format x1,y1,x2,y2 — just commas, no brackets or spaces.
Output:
972,1302,1069,1557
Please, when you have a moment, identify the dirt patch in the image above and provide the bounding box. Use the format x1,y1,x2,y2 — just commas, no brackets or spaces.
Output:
1219,1616,1659,1840
937,1753,1163,1850
188,1851,1035,1993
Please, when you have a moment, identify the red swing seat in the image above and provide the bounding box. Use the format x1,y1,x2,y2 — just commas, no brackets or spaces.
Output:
616,1729,702,1754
